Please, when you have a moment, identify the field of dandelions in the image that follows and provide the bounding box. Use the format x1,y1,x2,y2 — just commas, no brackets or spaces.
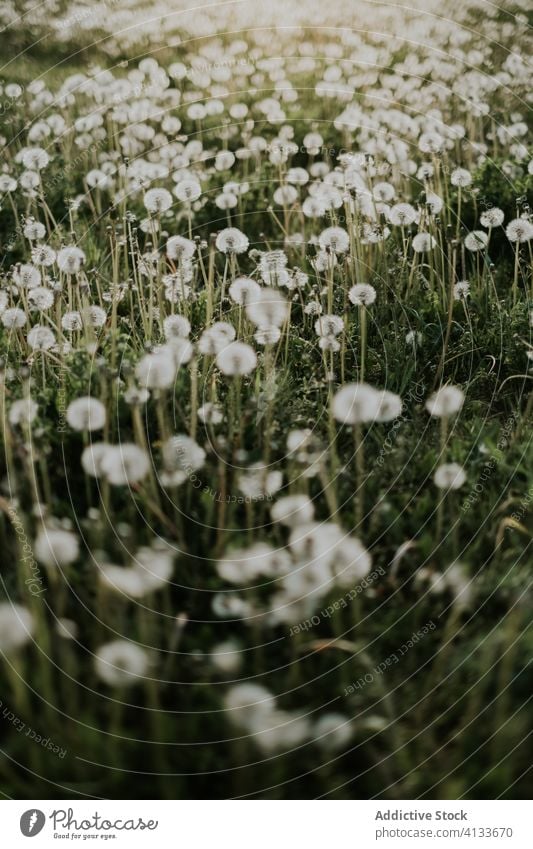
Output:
0,0,531,800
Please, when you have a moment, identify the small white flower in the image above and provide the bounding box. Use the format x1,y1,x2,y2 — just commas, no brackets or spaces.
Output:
66,397,106,431
144,187,173,213
8,398,38,427
135,352,176,390
450,168,472,188
506,218,533,243
57,246,85,274
426,385,464,418
215,228,249,254
35,527,79,567
100,444,150,486
349,284,376,306
0,603,34,653
434,463,466,490
94,640,150,687
464,230,488,252
332,383,381,425
216,341,257,376
27,324,55,350
271,494,314,526
2,308,27,329
412,232,436,253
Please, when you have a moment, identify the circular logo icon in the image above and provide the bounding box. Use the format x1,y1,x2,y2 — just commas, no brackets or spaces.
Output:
20,810,46,837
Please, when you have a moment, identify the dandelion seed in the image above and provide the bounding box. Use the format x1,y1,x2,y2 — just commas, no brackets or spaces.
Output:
332,382,381,425
8,398,38,427
34,527,79,567
464,230,488,252
434,463,466,490
270,494,314,526
143,187,173,213
100,444,150,486
348,284,376,306
216,341,257,375
57,246,85,275
0,603,34,653
94,640,150,687
215,227,249,254
66,397,106,431
506,218,533,243
27,324,55,350
426,385,464,418
412,232,436,253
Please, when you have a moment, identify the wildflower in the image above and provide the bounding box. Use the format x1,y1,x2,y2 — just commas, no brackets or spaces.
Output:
100,444,150,486
66,397,106,431
0,603,34,653
406,330,422,346
348,284,376,306
85,305,107,328
31,245,56,267
412,232,436,253
450,168,472,187
81,442,112,477
318,226,349,254
426,385,464,418
14,264,41,288
480,207,504,228
389,203,417,226
375,389,402,422
27,325,55,350
143,187,173,213
224,684,276,722
332,383,381,425
215,227,249,254
28,288,54,310
246,288,288,329
166,235,196,260
21,146,50,170
434,463,466,490
8,398,38,427
314,314,344,337
60,311,83,333
174,179,201,202
210,640,243,674
34,527,79,567
216,341,257,376
161,434,206,484
229,276,261,305
94,640,150,687
314,714,353,750
57,246,85,274
464,230,489,252
238,463,283,499
453,281,470,300
24,220,46,240
270,494,314,526
198,402,223,425
135,351,176,390
506,218,533,243
163,314,191,339
2,308,27,329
